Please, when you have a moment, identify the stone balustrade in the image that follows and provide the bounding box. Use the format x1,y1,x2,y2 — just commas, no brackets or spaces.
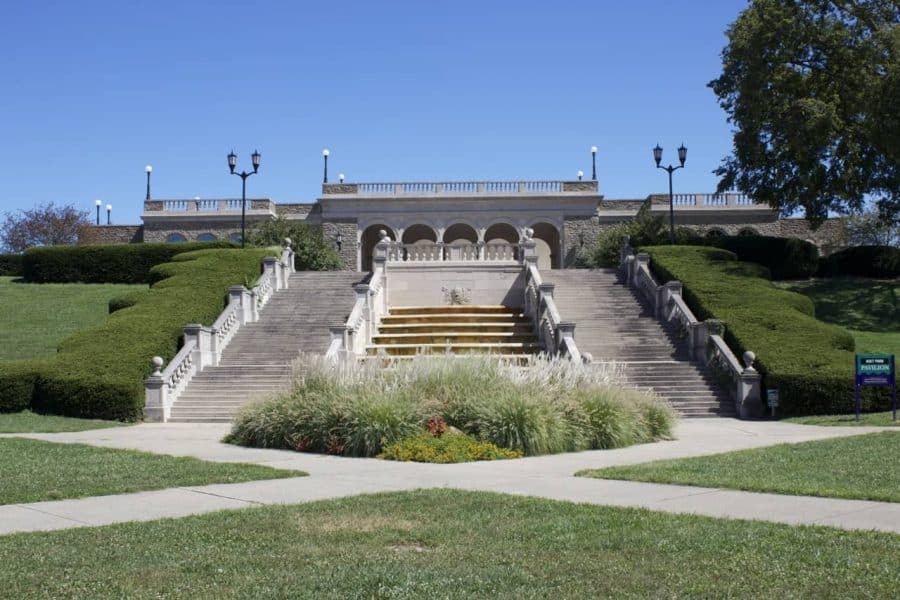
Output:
322,180,598,196
620,239,762,417
143,198,276,213
649,192,759,209
385,242,520,263
144,241,295,421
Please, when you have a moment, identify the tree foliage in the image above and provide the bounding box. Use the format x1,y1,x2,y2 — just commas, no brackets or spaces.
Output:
1,203,91,253
245,216,342,271
710,0,900,225
844,208,900,246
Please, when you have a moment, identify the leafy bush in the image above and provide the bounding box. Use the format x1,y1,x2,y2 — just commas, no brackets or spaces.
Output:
22,241,233,283
709,235,819,279
0,253,23,276
378,432,522,463
0,362,42,412
818,245,900,279
246,217,342,271
644,245,890,416
227,356,676,457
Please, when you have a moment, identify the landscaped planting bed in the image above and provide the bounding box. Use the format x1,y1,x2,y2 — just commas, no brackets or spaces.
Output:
0,438,304,505
0,489,897,598
581,431,900,502
0,248,270,419
226,356,677,458
643,245,889,416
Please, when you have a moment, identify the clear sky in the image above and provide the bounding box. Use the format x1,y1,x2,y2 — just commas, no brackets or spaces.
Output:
0,0,750,225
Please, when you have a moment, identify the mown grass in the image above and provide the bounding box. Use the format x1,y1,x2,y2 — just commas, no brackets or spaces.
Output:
786,411,898,427
582,431,900,502
0,276,145,361
0,490,898,598
0,411,123,433
0,438,304,505
775,277,900,356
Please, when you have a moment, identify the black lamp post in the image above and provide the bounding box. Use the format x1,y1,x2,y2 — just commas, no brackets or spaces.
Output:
577,170,584,181
106,204,112,225
95,199,101,225
653,143,687,243
591,146,598,181
228,149,261,248
145,165,153,200
335,231,343,251
322,148,329,183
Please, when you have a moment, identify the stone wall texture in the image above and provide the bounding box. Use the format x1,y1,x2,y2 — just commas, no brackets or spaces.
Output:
77,225,144,245
275,203,315,218
322,219,358,270
142,216,272,243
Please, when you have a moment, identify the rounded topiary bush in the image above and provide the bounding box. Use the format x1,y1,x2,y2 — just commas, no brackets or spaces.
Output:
818,245,900,279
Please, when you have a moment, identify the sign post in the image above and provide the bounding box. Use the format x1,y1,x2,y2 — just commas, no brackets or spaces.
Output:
766,389,779,418
854,354,896,422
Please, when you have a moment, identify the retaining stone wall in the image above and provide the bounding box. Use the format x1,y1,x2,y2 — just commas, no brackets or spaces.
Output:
77,225,144,245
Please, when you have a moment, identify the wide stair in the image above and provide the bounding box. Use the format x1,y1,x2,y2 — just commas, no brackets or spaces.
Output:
168,271,363,422
544,269,735,418
367,305,540,359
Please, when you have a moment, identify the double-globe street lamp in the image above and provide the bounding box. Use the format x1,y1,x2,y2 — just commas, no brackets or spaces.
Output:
227,149,261,248
653,143,687,244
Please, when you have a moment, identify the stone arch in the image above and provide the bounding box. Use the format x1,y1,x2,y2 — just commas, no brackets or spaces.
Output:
166,233,187,243
229,232,242,244
442,223,478,245
529,222,560,269
402,224,438,245
737,227,759,237
705,227,726,238
197,233,217,241
360,224,396,272
484,222,520,245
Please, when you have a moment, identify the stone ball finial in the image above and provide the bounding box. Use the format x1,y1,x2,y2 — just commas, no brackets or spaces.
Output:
742,350,756,370
582,352,593,364
378,229,390,243
151,356,164,376
524,227,534,240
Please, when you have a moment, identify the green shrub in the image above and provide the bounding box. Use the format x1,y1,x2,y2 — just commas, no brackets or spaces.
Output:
644,245,888,416
108,289,152,313
22,241,233,283
228,356,676,457
818,246,900,279
0,254,23,276
708,235,819,279
246,217,342,271
378,432,522,463
0,362,41,413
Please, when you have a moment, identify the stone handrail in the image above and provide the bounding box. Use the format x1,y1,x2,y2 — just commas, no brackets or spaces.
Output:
143,198,276,213
386,242,520,263
650,192,756,208
521,235,582,362
144,240,296,421
620,243,762,417
322,180,598,196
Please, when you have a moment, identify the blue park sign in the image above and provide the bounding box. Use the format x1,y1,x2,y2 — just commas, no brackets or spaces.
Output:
853,354,896,421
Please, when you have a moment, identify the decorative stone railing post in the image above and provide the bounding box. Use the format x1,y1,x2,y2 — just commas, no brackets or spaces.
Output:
229,286,254,324
738,351,763,418
556,321,579,361
263,256,279,290
183,324,215,369
619,234,633,266
520,228,537,265
687,318,714,362
281,237,294,283
662,281,682,320
144,357,168,422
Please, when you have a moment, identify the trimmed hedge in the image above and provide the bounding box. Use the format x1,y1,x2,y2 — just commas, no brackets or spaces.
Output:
0,254,23,276
708,235,819,279
644,245,889,417
22,241,234,284
818,245,900,279
2,248,270,420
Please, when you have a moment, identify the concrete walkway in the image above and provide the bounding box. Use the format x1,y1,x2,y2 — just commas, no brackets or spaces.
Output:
2,419,898,536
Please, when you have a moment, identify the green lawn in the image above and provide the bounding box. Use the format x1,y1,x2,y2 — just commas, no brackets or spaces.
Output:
775,277,900,356
0,490,897,598
581,431,900,502
0,438,304,504
787,411,899,427
0,411,124,433
0,276,146,361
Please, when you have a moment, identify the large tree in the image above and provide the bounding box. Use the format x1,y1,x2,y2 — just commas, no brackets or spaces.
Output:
0,202,91,253
710,0,900,226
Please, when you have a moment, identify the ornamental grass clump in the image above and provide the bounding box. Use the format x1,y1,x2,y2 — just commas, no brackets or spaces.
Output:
226,355,676,458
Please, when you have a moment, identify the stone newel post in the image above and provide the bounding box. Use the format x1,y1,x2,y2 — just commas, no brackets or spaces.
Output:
144,357,168,422
738,351,763,418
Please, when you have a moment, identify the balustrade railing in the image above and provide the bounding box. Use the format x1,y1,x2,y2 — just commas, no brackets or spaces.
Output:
147,198,268,213
385,242,520,263
144,241,296,422
620,241,762,417
666,192,752,207
329,180,596,196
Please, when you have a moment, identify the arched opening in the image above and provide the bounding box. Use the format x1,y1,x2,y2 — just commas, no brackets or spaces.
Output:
530,222,560,269
705,228,726,238
360,224,396,271
166,233,187,243
484,222,519,245
737,227,759,237
197,233,217,241
402,224,438,245
229,232,242,244
443,223,479,261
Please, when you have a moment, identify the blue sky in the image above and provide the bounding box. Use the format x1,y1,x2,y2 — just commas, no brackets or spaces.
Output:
0,0,750,225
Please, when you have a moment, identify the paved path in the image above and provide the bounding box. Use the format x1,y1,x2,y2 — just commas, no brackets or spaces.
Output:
2,419,898,536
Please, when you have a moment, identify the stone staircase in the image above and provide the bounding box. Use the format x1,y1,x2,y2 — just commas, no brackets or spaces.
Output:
544,268,735,418
367,305,540,358
167,271,364,422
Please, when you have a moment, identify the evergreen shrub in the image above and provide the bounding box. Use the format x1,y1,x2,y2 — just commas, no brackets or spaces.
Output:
818,245,900,278
0,254,23,276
